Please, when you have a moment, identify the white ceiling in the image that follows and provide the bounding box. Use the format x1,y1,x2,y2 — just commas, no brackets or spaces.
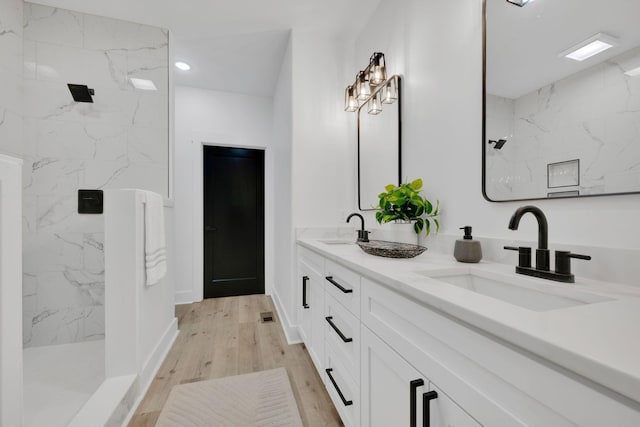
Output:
33,0,382,96
487,0,640,99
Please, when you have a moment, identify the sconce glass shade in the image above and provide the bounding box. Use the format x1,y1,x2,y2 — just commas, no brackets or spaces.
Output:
368,93,382,115
381,79,397,104
344,85,359,112
369,53,387,86
355,71,370,101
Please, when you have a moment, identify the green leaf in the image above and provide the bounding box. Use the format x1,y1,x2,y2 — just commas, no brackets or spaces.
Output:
385,184,396,192
434,218,440,233
375,211,383,223
425,219,431,236
409,178,423,191
414,221,422,234
425,199,433,214
414,204,424,217
433,200,440,215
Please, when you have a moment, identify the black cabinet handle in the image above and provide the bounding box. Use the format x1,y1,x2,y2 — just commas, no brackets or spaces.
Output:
325,276,353,293
410,379,425,427
325,316,353,343
302,276,310,309
422,390,438,427
325,368,353,406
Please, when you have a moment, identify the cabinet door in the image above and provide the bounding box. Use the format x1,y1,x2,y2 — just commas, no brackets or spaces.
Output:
361,326,427,427
297,263,313,345
429,383,480,427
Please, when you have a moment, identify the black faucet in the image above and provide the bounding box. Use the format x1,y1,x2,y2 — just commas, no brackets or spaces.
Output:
508,205,550,271
346,213,369,242
504,205,591,283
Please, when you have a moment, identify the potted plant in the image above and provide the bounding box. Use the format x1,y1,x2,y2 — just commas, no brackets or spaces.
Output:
375,178,440,235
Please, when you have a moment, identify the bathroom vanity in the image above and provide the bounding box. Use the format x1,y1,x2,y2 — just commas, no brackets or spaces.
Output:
296,238,640,426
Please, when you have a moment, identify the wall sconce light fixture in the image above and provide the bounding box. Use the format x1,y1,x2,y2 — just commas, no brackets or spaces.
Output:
344,52,398,115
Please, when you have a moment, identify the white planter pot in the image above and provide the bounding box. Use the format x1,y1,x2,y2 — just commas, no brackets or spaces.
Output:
377,221,419,245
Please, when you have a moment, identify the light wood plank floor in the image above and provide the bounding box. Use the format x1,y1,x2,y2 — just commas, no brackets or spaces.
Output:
128,295,342,426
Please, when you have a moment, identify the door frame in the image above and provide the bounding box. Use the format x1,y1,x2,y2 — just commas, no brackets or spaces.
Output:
193,140,272,302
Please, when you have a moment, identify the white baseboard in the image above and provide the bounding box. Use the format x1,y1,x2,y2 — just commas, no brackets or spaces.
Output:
271,290,301,345
174,290,197,305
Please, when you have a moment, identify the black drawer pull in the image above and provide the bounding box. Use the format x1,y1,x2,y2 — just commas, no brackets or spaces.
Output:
325,368,353,406
423,390,438,427
302,276,310,309
325,316,353,343
325,276,353,293
410,379,425,427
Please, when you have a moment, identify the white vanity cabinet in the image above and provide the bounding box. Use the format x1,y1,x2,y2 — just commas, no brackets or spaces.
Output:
295,243,640,427
323,259,362,426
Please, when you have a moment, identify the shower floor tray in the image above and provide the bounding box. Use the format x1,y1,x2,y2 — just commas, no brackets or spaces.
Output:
23,340,105,427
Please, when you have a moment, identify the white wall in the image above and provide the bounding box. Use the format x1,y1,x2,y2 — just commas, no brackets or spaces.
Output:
352,0,640,252
271,38,298,339
291,32,355,227
174,86,275,303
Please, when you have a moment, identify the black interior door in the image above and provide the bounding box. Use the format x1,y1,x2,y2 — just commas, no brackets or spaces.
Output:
203,146,265,298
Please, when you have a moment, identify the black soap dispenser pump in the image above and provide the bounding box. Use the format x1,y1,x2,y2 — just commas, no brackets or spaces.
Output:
454,226,483,263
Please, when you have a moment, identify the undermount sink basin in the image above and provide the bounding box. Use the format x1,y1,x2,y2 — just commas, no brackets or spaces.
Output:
318,239,354,245
422,269,612,312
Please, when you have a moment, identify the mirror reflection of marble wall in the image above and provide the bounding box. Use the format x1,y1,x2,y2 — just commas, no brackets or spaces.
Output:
484,0,640,201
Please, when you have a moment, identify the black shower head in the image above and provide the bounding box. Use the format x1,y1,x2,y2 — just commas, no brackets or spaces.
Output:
67,84,94,103
488,139,507,150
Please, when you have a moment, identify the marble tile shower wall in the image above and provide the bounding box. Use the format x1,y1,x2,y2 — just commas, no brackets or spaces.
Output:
21,3,169,347
486,47,640,199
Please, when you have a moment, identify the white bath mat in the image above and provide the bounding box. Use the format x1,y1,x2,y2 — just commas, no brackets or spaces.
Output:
155,368,303,427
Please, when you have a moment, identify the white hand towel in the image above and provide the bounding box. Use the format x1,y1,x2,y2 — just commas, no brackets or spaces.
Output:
142,190,167,286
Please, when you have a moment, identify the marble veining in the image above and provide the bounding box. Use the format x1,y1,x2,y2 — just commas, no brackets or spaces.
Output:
486,45,640,200
20,2,169,347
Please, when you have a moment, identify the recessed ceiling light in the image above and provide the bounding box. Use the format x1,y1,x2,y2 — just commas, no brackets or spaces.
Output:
129,78,158,91
560,33,618,62
625,66,640,77
175,61,191,71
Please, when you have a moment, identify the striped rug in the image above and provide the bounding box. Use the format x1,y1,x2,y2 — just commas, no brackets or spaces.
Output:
155,368,303,427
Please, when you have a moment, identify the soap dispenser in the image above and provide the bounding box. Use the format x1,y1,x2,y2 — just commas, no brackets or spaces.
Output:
454,226,482,263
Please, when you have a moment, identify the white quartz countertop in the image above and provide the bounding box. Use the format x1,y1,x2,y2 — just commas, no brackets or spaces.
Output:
297,237,640,404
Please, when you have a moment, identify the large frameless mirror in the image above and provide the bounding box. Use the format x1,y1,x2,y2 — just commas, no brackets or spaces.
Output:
483,0,640,201
358,75,402,210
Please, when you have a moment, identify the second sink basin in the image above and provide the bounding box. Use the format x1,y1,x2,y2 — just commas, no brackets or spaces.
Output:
422,269,612,312
318,239,354,245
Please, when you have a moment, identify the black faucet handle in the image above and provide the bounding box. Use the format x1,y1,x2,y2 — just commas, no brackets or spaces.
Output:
555,251,591,276
504,246,532,268
357,230,370,243
568,253,591,261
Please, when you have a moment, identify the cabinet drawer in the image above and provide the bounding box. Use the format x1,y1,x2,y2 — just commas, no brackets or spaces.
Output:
324,259,361,318
325,293,360,383
325,350,360,427
298,246,324,276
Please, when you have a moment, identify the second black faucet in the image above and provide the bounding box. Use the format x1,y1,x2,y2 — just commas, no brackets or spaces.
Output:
346,213,369,242
505,205,591,283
